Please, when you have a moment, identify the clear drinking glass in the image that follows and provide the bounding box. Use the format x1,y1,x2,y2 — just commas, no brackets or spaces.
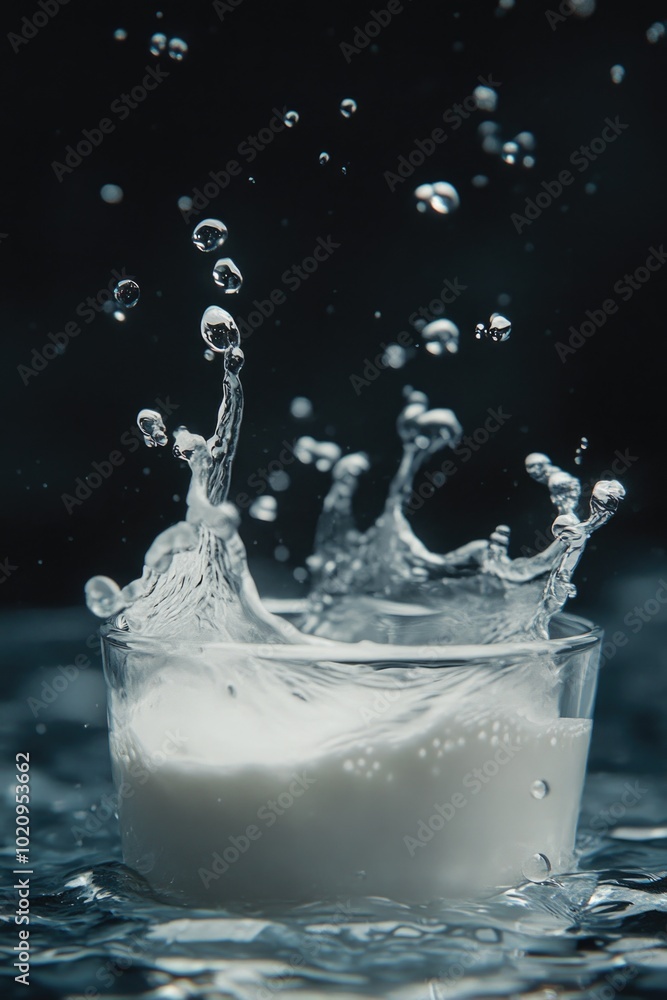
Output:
101,607,601,905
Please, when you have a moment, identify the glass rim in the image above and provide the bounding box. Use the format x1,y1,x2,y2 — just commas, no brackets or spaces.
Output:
100,604,602,665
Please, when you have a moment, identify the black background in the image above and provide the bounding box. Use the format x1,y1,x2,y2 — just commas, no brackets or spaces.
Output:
2,0,666,628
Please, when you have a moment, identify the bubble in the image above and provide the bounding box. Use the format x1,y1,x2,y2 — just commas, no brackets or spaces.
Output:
137,409,168,448
212,258,243,293
473,85,497,112
487,314,512,342
100,184,123,204
414,181,460,215
530,779,550,799
274,544,290,562
610,64,625,84
339,97,358,118
422,318,459,356
319,151,330,165
290,396,313,420
168,37,188,61
114,279,140,308
114,29,128,41
85,576,124,617
382,344,407,369
284,110,299,128
647,21,666,43
201,306,240,352
249,496,277,522
522,853,552,883
149,32,167,56
192,218,228,253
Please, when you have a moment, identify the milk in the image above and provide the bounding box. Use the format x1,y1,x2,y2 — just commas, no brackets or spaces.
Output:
107,651,592,904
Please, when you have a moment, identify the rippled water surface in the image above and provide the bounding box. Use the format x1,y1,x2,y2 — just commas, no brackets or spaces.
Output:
1,608,666,1000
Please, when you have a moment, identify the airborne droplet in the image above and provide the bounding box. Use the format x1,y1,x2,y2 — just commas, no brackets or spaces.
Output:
168,37,188,61
114,279,140,308
201,306,240,352
422,318,460,356
85,576,124,618
339,98,358,118
284,110,299,128
192,219,228,253
487,314,512,342
319,151,330,165
137,409,168,448
212,258,243,294
414,181,460,215
250,495,278,522
149,32,167,56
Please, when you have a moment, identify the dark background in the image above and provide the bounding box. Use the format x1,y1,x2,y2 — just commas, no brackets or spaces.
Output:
2,0,666,733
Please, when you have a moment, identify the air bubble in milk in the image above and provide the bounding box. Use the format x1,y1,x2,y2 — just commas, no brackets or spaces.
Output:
422,318,460,355
137,409,168,448
339,98,358,118
192,219,228,253
149,32,167,55
168,37,188,61
201,306,240,352
284,110,299,128
212,258,243,293
114,279,140,308
250,496,278,522
530,780,550,799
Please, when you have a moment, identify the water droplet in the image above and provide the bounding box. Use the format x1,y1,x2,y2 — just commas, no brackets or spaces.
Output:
574,436,589,465
137,409,168,448
149,32,167,56
414,181,460,215
203,348,215,362
515,131,536,151
585,182,597,195
201,306,240,352
530,779,550,799
472,174,489,187
178,195,193,212
319,151,330,165
610,64,625,84
249,495,277,522
475,323,486,340
274,544,290,562
472,85,497,112
647,21,666,43
114,29,128,41
113,310,126,323
290,396,313,420
295,437,341,470
85,576,124,617
502,140,520,165
522,853,552,882
422,318,460,356
382,344,407,369
100,183,123,204
168,37,188,61
212,258,243,293
192,218,228,253
114,279,140,308
268,470,290,491
284,110,299,128
339,97,358,118
487,314,512,342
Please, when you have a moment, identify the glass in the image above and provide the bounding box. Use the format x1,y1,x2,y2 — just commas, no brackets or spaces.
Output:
101,607,601,905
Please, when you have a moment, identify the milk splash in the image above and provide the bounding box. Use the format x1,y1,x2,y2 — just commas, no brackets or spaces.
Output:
85,316,625,645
